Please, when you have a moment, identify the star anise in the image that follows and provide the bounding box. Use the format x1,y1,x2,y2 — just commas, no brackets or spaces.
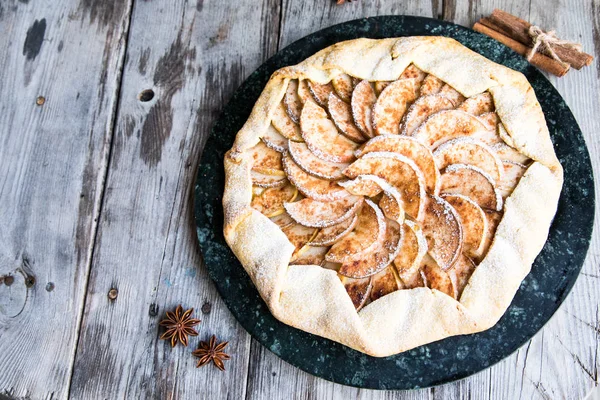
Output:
192,335,231,371
159,305,200,347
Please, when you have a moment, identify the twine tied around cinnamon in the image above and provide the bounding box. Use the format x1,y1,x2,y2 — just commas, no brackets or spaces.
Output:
526,25,583,68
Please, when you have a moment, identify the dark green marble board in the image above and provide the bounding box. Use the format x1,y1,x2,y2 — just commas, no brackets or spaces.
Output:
193,16,595,390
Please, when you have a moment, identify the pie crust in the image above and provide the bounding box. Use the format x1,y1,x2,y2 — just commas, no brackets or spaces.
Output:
221,37,563,357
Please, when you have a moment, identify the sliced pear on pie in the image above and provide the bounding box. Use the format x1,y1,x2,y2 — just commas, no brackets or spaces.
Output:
343,152,426,221
351,80,377,138
300,100,358,163
328,93,366,143
326,199,386,263
251,184,297,217
331,73,354,102
491,142,530,164
338,219,402,279
284,80,302,123
477,111,499,132
284,195,363,228
370,267,403,301
290,245,329,266
394,220,428,288
356,136,439,194
270,212,295,229
248,141,285,176
411,110,490,148
434,137,504,183
272,101,303,142
288,140,348,181
438,84,466,106
251,170,287,188
297,79,312,103
440,164,503,211
282,153,349,202
310,213,358,246
282,223,318,260
372,79,417,135
442,194,488,258
447,253,477,300
498,161,527,198
422,195,463,270
458,92,494,116
400,94,455,136
420,254,455,298
308,81,334,107
341,276,373,310
419,74,444,96
262,124,289,153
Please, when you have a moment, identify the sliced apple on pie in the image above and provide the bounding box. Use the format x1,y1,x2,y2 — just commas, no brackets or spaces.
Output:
411,110,490,148
282,153,349,201
458,92,494,116
248,141,285,176
251,184,298,217
351,80,377,138
433,137,504,183
328,92,366,143
310,213,358,246
284,195,363,228
400,94,454,136
439,164,503,211
372,79,417,135
331,73,354,102
288,140,348,181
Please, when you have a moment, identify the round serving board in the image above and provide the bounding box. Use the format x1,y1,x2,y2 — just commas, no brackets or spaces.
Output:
193,16,594,390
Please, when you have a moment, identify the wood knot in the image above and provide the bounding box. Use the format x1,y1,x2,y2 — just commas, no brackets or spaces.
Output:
201,302,212,315
138,89,154,102
107,288,118,300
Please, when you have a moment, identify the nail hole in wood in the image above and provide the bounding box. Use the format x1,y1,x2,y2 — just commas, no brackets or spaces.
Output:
149,303,159,317
25,276,35,287
201,302,212,315
2,276,14,286
45,282,55,292
138,89,154,102
108,288,118,300
36,96,45,106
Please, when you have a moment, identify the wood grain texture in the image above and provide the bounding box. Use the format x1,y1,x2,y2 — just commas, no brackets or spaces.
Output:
0,0,133,399
68,0,280,399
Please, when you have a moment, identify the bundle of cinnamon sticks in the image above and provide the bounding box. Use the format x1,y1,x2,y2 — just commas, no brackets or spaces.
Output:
473,9,594,77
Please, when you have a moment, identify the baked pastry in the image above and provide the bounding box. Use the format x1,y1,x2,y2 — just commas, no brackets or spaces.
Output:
222,37,563,357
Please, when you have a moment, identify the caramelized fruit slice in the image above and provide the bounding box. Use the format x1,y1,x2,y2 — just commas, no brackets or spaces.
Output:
338,219,402,279
401,94,454,136
331,73,354,102
328,93,366,143
356,135,439,194
419,74,444,96
308,81,334,107
270,212,295,229
248,141,284,176
422,195,463,270
297,80,312,103
394,220,428,287
341,276,373,310
310,213,358,246
442,194,488,258
326,199,386,263
420,255,455,298
284,80,302,123
351,80,377,138
300,100,358,163
282,223,318,260
433,137,503,183
262,124,289,153
374,81,390,94
339,175,405,223
498,161,527,198
370,267,402,301
447,253,477,300
411,110,489,148
272,102,303,142
251,171,287,188
372,79,417,135
439,164,503,211
438,84,466,106
282,154,349,202
288,140,348,181
251,184,297,217
284,195,363,228
458,92,494,116
343,152,426,221
290,245,328,266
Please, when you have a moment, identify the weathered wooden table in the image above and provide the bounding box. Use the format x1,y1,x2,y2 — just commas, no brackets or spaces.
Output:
1,1,598,399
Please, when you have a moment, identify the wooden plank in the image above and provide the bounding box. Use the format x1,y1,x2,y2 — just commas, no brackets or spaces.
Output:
68,0,281,398
0,1,133,399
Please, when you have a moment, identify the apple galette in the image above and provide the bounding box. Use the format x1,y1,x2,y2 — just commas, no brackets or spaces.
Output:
222,37,563,356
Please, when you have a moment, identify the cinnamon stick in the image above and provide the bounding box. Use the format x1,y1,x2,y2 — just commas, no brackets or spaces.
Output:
489,9,593,69
473,22,569,77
